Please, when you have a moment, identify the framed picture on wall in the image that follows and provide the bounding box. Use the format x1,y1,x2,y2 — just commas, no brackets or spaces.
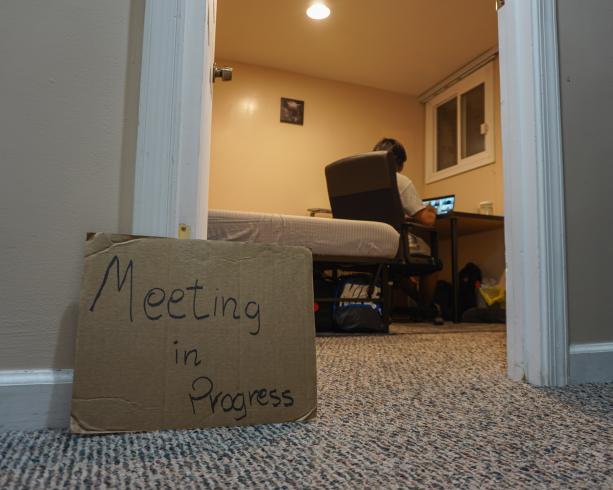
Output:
280,97,304,125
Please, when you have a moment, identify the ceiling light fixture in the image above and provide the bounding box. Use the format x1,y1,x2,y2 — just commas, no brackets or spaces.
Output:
306,3,331,20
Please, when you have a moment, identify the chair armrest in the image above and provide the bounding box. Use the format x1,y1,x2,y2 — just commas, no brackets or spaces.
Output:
402,221,436,233
401,222,439,260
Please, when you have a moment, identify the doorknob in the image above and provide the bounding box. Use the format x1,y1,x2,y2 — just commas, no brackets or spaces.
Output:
213,64,233,82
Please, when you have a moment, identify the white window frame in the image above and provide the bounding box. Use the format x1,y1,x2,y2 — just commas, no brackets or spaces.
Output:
425,61,496,184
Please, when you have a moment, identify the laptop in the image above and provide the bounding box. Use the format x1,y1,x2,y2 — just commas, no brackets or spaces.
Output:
422,194,455,216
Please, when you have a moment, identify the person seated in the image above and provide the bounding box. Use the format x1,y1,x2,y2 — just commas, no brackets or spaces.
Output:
373,137,443,324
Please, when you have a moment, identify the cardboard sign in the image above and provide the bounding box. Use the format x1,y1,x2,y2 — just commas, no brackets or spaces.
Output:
71,234,317,433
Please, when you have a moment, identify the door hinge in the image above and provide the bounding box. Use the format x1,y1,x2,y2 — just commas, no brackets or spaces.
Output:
496,0,505,11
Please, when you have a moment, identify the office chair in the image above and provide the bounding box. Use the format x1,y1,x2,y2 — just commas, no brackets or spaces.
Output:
325,151,442,275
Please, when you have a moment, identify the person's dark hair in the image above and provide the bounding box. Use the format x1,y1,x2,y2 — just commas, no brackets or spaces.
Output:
373,138,407,171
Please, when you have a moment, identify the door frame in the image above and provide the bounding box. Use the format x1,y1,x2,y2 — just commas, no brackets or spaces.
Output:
132,0,212,239
497,0,568,386
132,0,569,385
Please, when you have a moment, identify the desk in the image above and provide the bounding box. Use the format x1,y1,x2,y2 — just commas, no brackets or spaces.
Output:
436,212,504,322
307,208,504,322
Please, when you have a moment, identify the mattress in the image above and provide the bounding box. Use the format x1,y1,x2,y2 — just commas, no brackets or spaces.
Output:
207,209,400,259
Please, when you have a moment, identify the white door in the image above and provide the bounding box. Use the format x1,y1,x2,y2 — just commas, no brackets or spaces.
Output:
132,0,219,239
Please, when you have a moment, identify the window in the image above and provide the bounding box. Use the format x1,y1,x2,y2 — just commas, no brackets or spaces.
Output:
425,62,495,183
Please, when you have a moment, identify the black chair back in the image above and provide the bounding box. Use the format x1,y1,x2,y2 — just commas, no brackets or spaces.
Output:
325,151,405,231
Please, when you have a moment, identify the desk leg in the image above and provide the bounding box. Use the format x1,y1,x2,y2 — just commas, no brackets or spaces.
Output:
381,265,391,333
451,217,460,323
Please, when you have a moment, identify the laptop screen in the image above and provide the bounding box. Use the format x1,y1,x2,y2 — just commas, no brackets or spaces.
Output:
422,195,455,216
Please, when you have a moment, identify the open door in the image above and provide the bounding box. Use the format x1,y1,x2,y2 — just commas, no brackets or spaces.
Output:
132,0,221,239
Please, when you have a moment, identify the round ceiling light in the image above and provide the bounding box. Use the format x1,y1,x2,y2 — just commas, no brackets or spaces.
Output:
306,3,331,20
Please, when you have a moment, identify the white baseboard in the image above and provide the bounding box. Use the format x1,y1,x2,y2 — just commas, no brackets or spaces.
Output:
0,369,73,431
569,342,613,384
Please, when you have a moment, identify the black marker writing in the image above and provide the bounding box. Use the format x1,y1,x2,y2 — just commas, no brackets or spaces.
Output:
245,301,261,335
189,375,294,421
186,280,209,320
167,288,186,319
174,341,203,368
89,255,134,322
89,257,262,334
143,288,165,320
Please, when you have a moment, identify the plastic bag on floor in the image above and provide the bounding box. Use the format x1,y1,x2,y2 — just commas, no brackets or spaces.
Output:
333,275,386,333
479,271,506,308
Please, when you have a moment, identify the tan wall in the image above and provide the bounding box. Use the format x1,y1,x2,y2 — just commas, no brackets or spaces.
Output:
438,231,506,284
422,59,504,215
210,60,505,285
209,61,425,216
210,60,505,218
423,59,505,283
0,0,144,370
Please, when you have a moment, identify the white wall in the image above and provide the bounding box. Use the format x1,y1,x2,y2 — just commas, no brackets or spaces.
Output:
0,0,144,370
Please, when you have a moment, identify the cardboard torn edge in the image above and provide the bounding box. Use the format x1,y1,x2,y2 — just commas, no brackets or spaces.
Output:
70,410,318,435
85,232,313,262
85,232,150,258
70,415,120,435
294,406,318,422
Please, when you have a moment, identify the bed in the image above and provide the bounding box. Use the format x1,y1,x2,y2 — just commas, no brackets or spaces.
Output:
206,151,442,332
207,208,431,331
208,209,400,260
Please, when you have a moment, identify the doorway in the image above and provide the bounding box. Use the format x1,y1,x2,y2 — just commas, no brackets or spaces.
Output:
132,0,569,386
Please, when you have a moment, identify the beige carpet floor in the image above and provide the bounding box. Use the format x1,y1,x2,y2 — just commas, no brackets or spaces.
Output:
391,322,506,335
1,331,611,489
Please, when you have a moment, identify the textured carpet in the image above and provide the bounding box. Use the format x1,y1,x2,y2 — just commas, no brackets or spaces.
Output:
1,332,612,489
317,322,505,337
391,322,506,335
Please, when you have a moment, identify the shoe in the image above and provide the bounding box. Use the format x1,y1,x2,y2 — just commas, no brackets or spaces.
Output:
428,303,445,326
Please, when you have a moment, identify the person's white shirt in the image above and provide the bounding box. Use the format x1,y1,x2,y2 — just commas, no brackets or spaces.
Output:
396,172,430,255
396,172,425,216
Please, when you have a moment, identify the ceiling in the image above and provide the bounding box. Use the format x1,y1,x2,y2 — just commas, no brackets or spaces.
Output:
215,0,498,96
